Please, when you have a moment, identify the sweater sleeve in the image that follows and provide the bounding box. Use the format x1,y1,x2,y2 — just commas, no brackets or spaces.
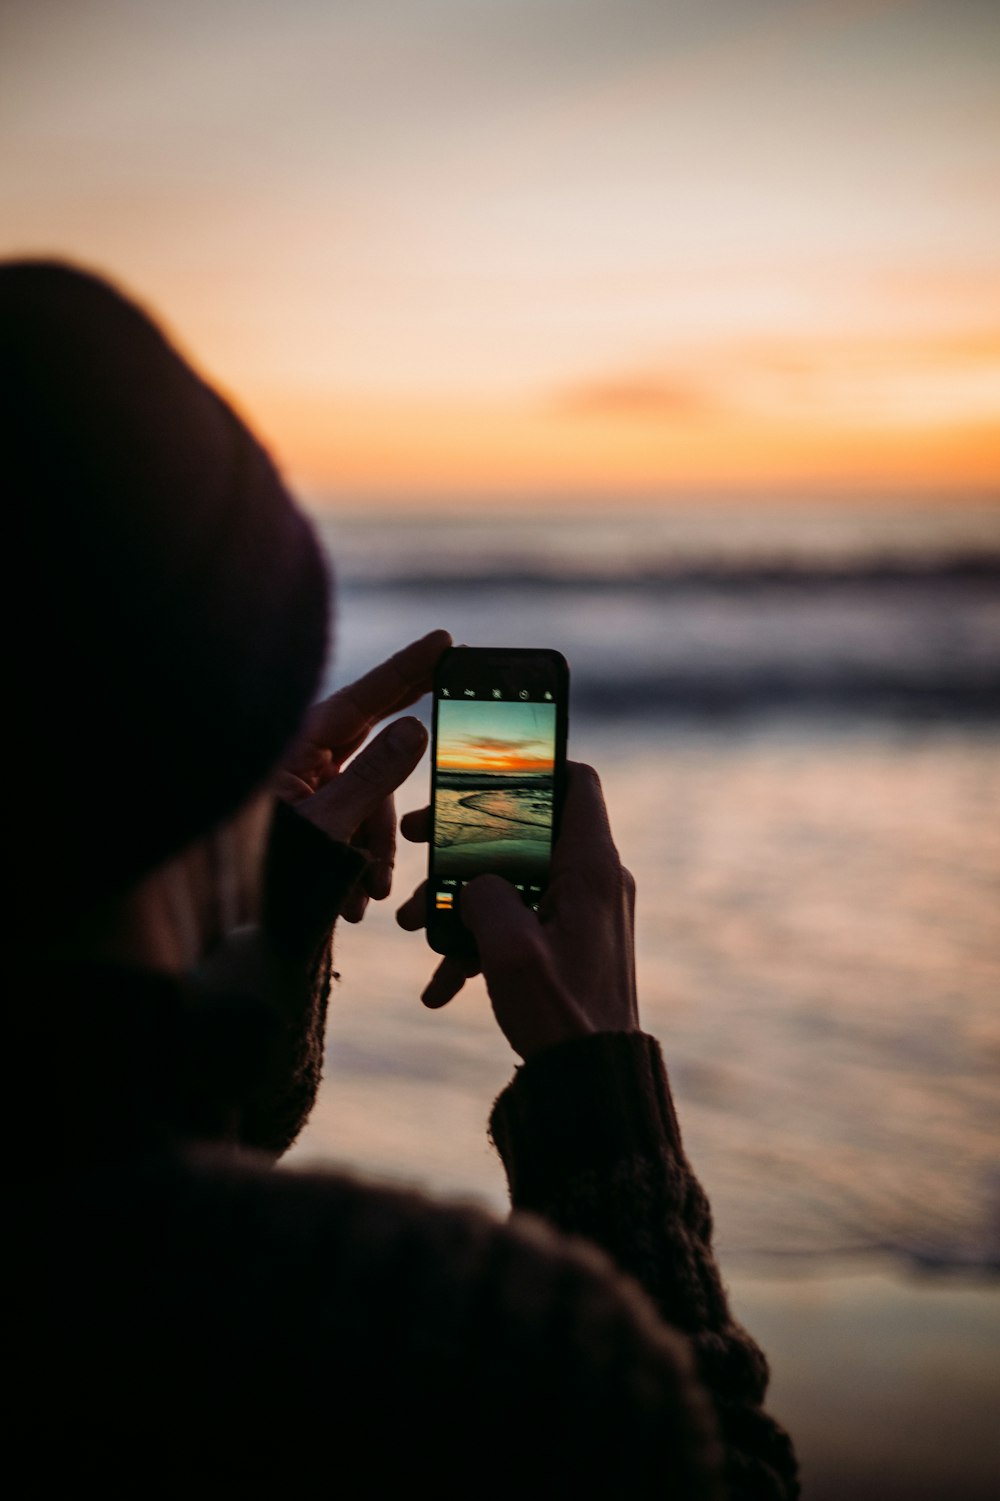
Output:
239,799,368,1155
489,1032,799,1501
182,800,367,1158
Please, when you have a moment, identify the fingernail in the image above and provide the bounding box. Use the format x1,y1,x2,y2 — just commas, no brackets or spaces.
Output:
389,717,425,751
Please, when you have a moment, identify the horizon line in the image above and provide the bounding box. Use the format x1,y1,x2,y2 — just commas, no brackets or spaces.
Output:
296,484,1000,516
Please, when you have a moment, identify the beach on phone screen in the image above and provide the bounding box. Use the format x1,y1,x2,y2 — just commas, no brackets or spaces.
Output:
434,698,555,878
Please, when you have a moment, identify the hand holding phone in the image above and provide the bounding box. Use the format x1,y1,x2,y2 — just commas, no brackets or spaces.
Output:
425,647,569,959
274,628,449,921
398,760,640,1061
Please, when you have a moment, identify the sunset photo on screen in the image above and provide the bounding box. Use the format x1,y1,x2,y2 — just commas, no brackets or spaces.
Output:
433,699,556,879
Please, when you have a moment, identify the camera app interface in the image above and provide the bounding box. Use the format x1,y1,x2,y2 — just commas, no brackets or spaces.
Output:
433,689,557,914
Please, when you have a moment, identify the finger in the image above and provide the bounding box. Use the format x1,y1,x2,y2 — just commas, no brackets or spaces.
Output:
421,955,479,1010
460,875,551,998
400,806,431,843
303,630,451,761
550,761,618,874
341,886,370,924
396,880,429,931
358,794,396,900
622,864,637,922
273,765,318,804
461,876,590,1060
300,716,427,845
621,865,639,1010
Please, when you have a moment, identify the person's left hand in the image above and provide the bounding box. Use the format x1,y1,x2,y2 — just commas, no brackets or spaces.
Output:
274,629,451,921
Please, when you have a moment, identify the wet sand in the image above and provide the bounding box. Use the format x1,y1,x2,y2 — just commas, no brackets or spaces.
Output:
729,1265,1000,1500
433,836,549,877
293,1073,1000,1500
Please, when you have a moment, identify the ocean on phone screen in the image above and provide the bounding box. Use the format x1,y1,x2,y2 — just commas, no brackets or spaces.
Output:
433,693,555,878
433,779,553,879
294,500,1000,1280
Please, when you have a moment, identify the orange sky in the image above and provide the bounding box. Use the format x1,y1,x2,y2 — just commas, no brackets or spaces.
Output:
253,332,1000,501
437,713,555,775
2,1,998,505
438,746,554,773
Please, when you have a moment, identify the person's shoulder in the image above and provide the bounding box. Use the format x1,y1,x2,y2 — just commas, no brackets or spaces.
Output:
212,1155,720,1495
175,1138,613,1284
43,1145,720,1496
173,1138,601,1289
177,1142,706,1408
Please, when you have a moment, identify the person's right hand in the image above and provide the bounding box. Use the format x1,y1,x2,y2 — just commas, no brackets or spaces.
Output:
396,763,640,1062
274,629,450,922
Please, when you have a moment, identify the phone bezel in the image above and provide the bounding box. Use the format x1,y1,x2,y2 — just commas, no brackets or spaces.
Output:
426,647,569,958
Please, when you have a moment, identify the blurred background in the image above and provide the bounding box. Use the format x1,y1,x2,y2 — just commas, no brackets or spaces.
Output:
3,2,997,1495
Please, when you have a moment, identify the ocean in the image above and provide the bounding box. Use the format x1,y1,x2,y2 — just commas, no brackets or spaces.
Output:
289,501,1000,1281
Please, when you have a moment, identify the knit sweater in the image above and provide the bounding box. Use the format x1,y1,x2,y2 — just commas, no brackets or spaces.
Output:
9,805,798,1499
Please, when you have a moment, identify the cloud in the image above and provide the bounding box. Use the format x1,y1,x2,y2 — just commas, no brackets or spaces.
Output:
458,735,545,753
549,327,1000,429
553,375,720,420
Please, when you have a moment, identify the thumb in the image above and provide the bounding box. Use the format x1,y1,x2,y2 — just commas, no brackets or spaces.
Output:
302,716,427,844
460,876,551,994
460,876,580,1060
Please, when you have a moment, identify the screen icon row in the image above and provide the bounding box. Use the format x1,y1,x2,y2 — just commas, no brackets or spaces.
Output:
439,688,554,701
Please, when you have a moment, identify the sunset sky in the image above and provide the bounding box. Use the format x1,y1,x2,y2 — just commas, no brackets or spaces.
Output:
2,0,998,505
437,701,555,774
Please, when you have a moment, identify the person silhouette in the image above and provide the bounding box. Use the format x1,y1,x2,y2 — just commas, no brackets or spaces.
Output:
3,260,797,1499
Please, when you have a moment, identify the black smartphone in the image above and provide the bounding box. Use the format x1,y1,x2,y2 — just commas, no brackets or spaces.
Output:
427,647,569,958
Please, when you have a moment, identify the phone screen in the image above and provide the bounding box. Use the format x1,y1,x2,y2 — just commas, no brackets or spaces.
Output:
427,648,568,956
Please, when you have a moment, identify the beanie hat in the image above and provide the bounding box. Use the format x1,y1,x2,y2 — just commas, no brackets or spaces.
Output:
1,260,330,925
